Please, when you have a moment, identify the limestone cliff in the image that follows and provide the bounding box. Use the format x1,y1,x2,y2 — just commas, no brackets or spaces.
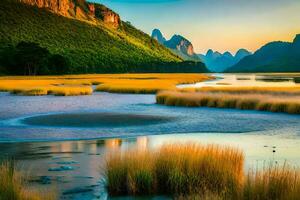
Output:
164,35,195,56
151,29,199,61
19,0,121,28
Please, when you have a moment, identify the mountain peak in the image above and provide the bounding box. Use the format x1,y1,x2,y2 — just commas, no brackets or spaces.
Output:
206,49,214,56
165,34,194,56
235,49,251,60
151,29,166,44
152,30,197,59
223,51,233,58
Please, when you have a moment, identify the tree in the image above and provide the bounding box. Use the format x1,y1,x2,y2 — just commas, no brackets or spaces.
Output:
15,42,50,75
48,54,70,74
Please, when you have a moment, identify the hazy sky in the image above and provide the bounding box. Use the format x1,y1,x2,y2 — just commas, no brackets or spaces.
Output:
92,0,300,54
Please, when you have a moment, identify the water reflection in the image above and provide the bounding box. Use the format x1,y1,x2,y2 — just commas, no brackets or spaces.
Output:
1,132,300,199
105,139,122,149
178,73,300,88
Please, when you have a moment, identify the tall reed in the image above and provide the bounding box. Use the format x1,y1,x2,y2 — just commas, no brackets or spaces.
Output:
105,144,244,198
0,160,56,200
244,163,300,200
105,144,300,199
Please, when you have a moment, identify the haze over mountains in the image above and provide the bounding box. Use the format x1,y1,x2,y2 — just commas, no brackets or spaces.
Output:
198,49,251,72
152,27,300,73
228,34,300,72
151,29,255,72
151,29,200,62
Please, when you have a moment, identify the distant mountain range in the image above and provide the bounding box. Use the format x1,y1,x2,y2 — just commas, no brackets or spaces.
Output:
151,29,200,61
227,34,300,72
198,49,251,72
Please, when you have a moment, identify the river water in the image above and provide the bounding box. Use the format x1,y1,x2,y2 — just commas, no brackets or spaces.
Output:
0,73,300,199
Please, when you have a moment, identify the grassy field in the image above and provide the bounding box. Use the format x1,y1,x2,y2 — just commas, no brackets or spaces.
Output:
105,143,300,199
0,74,211,95
156,90,300,114
0,161,56,200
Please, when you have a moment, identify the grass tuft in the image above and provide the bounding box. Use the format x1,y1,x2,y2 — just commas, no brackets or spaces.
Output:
0,160,56,200
244,163,300,200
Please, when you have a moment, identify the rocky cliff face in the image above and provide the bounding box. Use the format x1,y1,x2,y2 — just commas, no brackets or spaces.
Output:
19,0,120,28
94,4,120,28
152,29,198,61
164,35,195,56
20,0,70,15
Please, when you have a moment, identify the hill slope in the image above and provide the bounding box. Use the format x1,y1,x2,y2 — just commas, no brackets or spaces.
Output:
0,0,207,74
227,34,300,72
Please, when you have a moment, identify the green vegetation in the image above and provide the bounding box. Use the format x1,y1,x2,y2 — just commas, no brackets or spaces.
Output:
1,42,70,75
105,144,300,200
0,160,56,200
156,91,300,114
0,0,207,74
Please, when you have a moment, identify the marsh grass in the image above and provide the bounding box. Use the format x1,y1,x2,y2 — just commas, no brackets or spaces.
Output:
198,86,300,95
105,144,300,200
95,74,210,94
244,163,300,200
0,160,56,200
48,86,93,96
105,144,244,198
156,91,300,114
0,74,210,96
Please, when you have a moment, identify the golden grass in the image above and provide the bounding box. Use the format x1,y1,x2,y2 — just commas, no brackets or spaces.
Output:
0,161,56,200
94,74,211,94
105,144,300,200
156,91,300,114
0,74,211,96
244,164,300,200
198,86,300,95
105,143,244,198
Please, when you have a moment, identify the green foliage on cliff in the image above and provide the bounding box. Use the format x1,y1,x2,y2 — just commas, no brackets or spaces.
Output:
0,0,207,73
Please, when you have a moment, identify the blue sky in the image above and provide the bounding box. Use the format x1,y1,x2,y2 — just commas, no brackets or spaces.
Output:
92,0,300,54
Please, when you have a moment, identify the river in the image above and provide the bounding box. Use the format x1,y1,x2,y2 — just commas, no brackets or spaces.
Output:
0,73,300,199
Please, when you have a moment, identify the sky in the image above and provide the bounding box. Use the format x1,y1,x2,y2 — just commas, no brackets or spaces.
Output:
92,0,300,54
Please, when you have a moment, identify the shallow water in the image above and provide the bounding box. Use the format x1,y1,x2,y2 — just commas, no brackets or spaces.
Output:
177,73,300,88
0,73,300,199
0,92,299,142
1,133,300,199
